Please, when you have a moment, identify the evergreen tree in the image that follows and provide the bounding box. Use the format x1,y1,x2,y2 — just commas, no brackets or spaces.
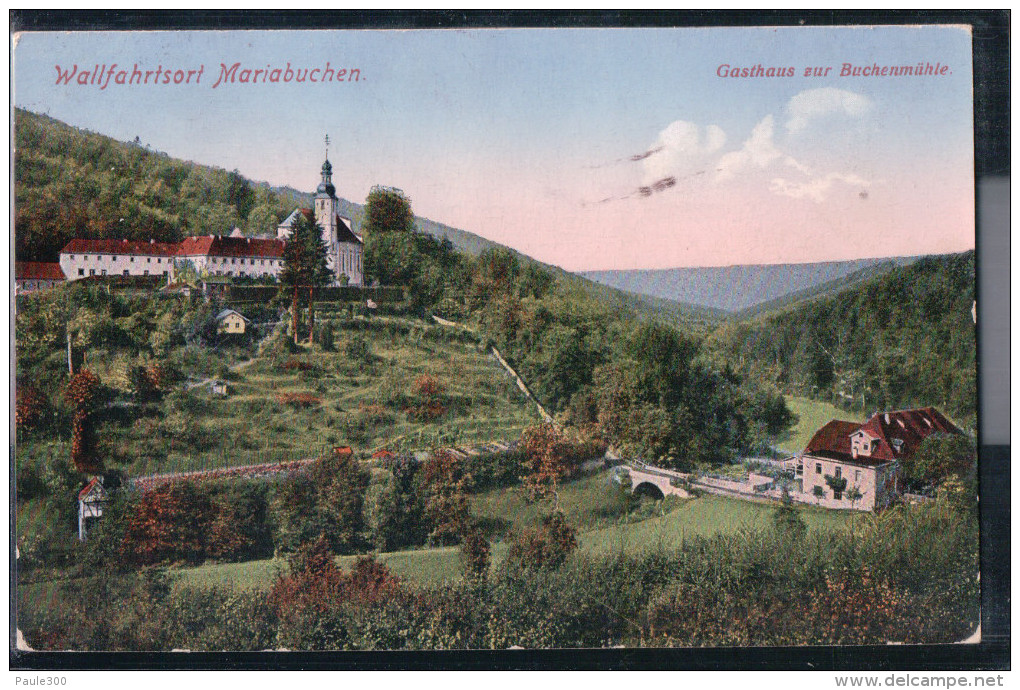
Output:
280,213,331,344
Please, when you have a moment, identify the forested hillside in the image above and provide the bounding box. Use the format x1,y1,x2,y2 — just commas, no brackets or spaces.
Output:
13,109,299,263
707,252,976,429
582,257,920,313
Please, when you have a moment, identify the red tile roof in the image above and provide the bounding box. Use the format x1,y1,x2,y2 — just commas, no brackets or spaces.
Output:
60,236,286,259
177,235,285,258
78,477,103,501
60,238,179,256
15,261,65,280
803,407,962,466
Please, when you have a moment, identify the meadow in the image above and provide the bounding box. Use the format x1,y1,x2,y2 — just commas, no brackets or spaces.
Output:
775,395,863,455
170,473,853,591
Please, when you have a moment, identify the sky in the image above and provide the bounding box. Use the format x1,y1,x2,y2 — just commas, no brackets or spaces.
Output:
12,26,975,271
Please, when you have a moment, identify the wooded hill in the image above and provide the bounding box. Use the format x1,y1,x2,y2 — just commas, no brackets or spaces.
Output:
13,108,715,327
706,251,976,428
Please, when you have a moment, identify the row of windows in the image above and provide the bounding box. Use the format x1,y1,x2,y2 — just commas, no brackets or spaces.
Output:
76,268,169,276
209,257,280,266
69,254,166,264
796,462,862,483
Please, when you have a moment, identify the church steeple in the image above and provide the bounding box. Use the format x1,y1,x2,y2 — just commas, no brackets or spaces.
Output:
317,134,336,198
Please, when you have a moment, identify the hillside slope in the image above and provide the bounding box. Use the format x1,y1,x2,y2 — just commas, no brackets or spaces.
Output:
706,251,976,427
582,257,921,313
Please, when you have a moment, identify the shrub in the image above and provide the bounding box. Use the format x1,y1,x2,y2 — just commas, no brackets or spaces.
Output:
122,481,213,565
345,335,372,362
505,511,578,570
460,525,491,583
15,383,49,432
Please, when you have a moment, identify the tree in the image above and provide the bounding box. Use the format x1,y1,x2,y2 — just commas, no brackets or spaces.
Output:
900,433,976,492
460,524,491,584
520,423,574,509
424,450,471,545
363,186,415,236
280,213,331,344
771,489,807,538
505,511,578,570
66,368,104,474
307,451,371,554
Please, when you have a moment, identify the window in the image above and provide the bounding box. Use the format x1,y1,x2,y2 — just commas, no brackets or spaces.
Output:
123,270,130,276
835,467,842,479
834,490,843,501
70,254,75,259
130,257,135,262
90,269,96,276
815,463,822,474
157,258,162,263
855,470,861,482
796,463,803,476
147,257,151,263
144,270,149,276
78,268,84,276
101,270,107,275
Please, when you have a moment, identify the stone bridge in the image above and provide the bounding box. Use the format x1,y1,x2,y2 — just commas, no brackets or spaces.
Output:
616,461,691,499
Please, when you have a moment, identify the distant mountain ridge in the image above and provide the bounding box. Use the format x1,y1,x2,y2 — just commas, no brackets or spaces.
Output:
580,257,922,314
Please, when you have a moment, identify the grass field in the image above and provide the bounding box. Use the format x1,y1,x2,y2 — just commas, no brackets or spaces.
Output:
775,395,864,455
92,316,541,475
173,475,853,591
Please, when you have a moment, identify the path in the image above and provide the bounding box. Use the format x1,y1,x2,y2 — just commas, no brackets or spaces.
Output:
431,314,554,424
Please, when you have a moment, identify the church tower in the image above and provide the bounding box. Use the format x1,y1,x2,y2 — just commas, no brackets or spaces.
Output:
314,135,341,279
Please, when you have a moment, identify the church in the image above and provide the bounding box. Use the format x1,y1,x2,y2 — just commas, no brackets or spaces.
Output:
276,152,364,287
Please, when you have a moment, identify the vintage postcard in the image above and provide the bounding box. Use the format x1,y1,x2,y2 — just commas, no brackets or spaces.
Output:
12,22,984,660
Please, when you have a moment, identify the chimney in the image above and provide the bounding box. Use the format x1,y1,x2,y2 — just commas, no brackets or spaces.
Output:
884,413,890,424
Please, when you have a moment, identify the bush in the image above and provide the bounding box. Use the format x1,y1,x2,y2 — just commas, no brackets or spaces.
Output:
505,511,578,570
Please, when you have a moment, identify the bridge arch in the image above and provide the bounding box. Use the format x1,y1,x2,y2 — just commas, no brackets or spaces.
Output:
633,481,665,500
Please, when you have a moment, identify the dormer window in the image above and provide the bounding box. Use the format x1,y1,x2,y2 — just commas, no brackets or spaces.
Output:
891,438,904,453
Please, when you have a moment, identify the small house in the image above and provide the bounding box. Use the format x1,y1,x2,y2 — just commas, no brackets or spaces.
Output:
78,477,107,541
797,407,962,511
15,261,66,293
215,308,250,335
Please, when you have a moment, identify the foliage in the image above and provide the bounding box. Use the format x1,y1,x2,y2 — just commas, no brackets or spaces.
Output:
372,455,428,552
900,433,976,492
66,368,104,473
424,450,472,545
770,491,807,538
460,524,492,583
505,511,578,570
14,109,293,263
707,252,976,426
15,382,50,433
305,452,372,554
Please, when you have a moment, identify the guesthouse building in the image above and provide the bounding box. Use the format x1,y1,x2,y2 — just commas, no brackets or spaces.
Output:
797,407,962,511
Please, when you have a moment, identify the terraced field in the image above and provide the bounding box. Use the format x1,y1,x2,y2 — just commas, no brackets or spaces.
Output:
99,315,542,475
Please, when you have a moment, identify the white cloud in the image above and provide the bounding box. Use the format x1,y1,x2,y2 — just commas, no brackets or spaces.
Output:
642,120,726,183
785,87,873,134
769,172,871,203
715,115,810,182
